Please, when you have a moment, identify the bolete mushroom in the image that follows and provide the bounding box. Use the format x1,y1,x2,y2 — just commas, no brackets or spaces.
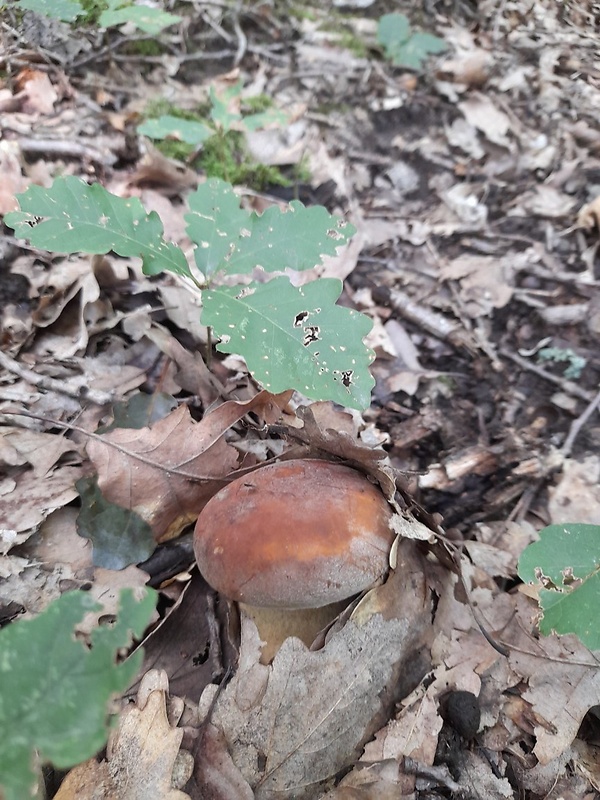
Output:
193,458,396,663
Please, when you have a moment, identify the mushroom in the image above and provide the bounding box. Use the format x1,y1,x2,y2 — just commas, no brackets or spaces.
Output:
193,458,396,663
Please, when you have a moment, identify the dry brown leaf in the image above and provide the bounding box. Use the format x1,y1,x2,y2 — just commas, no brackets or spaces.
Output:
439,254,513,318
0,426,79,479
548,456,600,525
86,391,292,541
1,465,82,536
56,670,190,800
0,140,26,214
577,196,600,231
17,70,58,114
458,93,512,149
198,542,430,799
508,594,600,765
194,723,255,800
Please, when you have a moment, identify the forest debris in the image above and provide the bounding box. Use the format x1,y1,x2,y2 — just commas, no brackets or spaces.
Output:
509,595,600,764
547,456,600,523
55,670,190,800
199,542,430,798
86,391,292,541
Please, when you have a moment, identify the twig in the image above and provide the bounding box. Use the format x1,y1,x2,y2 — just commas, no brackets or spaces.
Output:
16,137,117,166
372,285,477,351
0,350,116,406
231,11,248,66
499,347,594,402
561,385,600,457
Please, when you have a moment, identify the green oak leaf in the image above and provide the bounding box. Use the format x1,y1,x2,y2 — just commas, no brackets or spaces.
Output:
138,115,214,146
201,276,375,410
186,178,356,278
518,523,600,649
16,0,83,21
0,588,156,800
5,176,190,278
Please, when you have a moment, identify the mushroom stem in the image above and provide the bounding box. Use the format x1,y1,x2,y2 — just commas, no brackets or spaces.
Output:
240,601,348,664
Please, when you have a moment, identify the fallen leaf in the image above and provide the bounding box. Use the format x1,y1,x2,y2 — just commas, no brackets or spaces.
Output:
199,541,431,798
86,392,292,542
56,670,190,800
458,93,512,149
509,594,600,764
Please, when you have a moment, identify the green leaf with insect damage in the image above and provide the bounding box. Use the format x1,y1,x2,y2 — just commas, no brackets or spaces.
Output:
186,178,356,278
518,523,600,649
0,588,156,800
5,176,190,278
202,276,375,410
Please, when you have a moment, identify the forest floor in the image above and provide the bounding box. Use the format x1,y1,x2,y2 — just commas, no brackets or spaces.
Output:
1,0,600,797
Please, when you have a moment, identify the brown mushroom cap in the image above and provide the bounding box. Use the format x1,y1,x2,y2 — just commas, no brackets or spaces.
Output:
193,458,396,609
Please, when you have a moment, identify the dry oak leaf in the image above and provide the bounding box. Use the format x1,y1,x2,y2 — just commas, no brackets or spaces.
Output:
55,670,190,800
509,594,600,764
199,541,431,799
86,391,292,542
1,465,82,536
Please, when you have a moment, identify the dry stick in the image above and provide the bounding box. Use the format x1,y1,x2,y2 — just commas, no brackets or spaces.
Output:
373,285,473,348
561,385,600,457
17,137,117,167
499,347,594,402
0,350,116,406
231,10,248,65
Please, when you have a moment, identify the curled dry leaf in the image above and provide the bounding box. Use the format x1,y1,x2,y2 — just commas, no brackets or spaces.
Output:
85,390,292,542
196,540,431,799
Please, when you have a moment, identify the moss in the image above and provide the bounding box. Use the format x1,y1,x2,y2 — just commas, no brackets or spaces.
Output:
242,94,274,113
196,130,291,189
143,99,208,122
78,0,109,25
155,139,195,162
337,29,369,58
122,38,165,57
142,94,303,191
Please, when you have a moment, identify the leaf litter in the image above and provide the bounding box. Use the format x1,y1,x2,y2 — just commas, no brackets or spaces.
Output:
2,0,600,796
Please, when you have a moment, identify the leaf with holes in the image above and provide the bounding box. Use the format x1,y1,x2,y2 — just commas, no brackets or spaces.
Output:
185,178,356,278
201,276,375,410
0,588,156,800
518,523,600,649
4,176,190,278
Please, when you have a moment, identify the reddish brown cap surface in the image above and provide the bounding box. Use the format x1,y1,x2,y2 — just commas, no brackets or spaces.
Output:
193,459,396,608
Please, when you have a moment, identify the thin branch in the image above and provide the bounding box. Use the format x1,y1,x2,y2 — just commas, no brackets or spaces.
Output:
499,347,594,402
561,385,600,457
0,409,227,482
0,351,116,406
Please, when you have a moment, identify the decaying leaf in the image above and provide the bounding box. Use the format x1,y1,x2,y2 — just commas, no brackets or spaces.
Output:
509,594,600,765
85,391,292,542
197,540,431,799
56,670,190,800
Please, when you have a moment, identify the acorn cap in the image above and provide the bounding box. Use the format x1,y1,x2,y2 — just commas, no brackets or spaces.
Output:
193,458,396,609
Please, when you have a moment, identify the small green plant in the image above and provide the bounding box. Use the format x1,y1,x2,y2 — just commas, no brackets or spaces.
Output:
0,588,156,800
16,0,181,32
139,81,292,188
518,523,600,649
377,13,447,70
5,176,375,409
537,346,586,380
